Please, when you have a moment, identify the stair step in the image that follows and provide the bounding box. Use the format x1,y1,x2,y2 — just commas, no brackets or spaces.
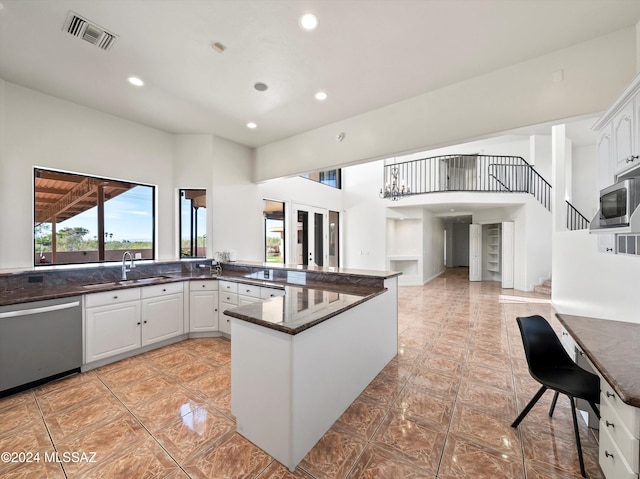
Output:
534,278,551,296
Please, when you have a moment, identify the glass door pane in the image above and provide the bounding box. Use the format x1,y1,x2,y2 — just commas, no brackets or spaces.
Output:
293,204,327,267
328,210,339,267
297,210,309,265
314,212,323,266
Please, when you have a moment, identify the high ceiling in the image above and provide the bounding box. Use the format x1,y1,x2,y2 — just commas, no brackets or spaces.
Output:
2,0,640,148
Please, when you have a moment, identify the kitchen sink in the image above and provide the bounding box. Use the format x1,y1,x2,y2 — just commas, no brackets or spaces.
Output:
82,275,172,289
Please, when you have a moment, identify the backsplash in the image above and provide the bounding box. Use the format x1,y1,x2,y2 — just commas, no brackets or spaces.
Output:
0,259,206,294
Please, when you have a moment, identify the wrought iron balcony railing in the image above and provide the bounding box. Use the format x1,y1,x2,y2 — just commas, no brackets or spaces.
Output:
381,154,552,211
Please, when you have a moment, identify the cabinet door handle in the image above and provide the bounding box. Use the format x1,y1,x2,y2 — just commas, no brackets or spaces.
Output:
214,308,218,312
246,289,251,293
606,247,613,252
162,288,166,292
143,320,147,324
113,296,118,299
626,155,639,163
605,450,614,459
202,285,206,288
605,420,615,428
606,391,615,399
137,322,141,325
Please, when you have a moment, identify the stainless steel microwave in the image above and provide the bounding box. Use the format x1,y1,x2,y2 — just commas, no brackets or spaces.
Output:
599,178,640,227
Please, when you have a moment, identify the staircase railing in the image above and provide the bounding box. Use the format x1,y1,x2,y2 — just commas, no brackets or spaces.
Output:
382,154,552,210
566,201,590,230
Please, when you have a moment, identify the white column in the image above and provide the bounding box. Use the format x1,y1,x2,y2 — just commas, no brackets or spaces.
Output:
551,124,567,232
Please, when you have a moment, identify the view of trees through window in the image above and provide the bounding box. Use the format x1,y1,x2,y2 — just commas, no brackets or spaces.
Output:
263,200,285,263
34,168,155,266
180,189,207,257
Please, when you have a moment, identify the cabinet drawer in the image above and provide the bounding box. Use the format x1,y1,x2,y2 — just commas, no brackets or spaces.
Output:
260,287,285,299
141,282,183,299
219,281,238,294
600,425,638,479
238,283,261,298
190,280,218,292
85,288,141,308
600,380,640,438
601,393,640,472
220,292,238,306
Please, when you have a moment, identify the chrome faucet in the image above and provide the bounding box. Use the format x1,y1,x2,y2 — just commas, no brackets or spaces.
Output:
121,251,136,280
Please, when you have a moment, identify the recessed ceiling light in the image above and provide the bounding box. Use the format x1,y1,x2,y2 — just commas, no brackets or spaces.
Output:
247,122,257,129
127,76,144,87
299,13,319,31
315,91,328,101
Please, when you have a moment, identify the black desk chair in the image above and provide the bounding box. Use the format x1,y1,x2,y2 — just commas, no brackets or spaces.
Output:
511,315,600,478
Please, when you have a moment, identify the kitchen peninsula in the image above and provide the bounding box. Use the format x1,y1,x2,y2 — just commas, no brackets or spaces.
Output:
225,266,399,471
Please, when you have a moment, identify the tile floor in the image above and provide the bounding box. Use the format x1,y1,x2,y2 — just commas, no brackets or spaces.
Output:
0,267,604,478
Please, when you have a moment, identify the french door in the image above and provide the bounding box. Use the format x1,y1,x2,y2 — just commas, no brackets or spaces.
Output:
291,204,328,267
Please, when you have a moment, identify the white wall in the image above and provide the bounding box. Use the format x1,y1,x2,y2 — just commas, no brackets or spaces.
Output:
422,210,445,282
254,29,637,181
342,160,387,270
210,136,261,261
571,143,598,218
554,231,640,323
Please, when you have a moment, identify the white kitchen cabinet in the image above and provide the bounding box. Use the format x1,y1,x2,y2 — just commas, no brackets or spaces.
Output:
84,282,184,364
218,281,286,336
598,373,640,479
613,102,636,176
189,280,219,332
260,286,285,299
141,289,184,346
219,291,238,335
85,298,141,363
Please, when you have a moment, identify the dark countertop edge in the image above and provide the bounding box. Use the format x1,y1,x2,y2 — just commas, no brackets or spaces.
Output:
224,288,388,335
556,313,640,408
0,272,384,307
222,261,402,279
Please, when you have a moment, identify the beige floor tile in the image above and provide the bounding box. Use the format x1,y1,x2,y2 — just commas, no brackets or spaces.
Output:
372,409,447,475
183,432,272,479
34,375,110,415
347,443,435,478
438,433,525,479
299,424,367,479
154,405,235,464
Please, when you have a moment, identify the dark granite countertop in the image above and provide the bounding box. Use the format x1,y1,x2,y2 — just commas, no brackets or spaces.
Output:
556,313,640,408
223,285,387,335
0,267,390,307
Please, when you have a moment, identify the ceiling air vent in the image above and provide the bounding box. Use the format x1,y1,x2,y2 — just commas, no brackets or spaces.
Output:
63,11,118,51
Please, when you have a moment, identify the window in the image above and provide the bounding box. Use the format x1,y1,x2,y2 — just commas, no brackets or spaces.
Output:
179,189,207,258
301,169,342,189
34,168,155,266
263,200,285,263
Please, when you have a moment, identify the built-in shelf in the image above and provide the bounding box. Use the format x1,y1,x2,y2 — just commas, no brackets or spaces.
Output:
486,224,500,274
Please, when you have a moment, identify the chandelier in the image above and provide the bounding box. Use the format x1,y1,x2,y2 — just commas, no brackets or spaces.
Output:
379,166,410,201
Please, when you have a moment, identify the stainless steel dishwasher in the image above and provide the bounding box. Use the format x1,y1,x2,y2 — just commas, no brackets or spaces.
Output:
0,296,82,396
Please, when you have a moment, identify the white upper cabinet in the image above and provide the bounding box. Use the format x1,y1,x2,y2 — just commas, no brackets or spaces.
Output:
593,72,640,180
613,102,636,176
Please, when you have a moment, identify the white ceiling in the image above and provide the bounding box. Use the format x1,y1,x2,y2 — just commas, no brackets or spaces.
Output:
1,0,640,148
